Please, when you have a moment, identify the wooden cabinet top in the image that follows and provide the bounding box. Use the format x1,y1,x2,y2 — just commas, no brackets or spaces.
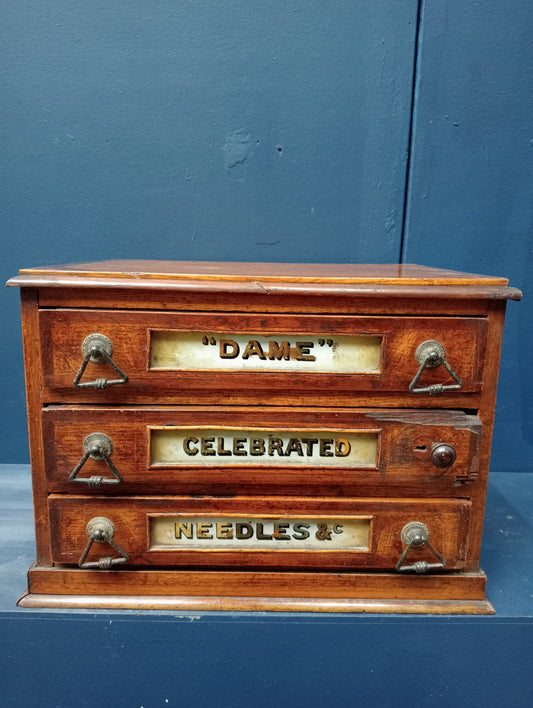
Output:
7,260,522,300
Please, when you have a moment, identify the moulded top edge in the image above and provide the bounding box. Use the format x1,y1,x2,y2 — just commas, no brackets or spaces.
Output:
6,275,521,302
8,260,512,287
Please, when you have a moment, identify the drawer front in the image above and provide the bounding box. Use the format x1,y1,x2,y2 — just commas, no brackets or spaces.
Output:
43,406,481,495
39,310,487,405
49,495,471,571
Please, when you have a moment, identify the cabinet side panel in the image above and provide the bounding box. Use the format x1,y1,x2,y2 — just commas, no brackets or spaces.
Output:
468,300,507,562
20,288,52,564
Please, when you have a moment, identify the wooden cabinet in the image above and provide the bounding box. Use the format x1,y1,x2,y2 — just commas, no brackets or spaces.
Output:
7,261,521,613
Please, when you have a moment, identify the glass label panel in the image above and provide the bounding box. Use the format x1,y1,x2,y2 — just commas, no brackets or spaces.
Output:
150,515,371,551
150,428,378,468
150,331,381,373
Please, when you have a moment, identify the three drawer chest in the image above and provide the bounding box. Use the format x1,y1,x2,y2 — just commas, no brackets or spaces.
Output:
8,261,521,613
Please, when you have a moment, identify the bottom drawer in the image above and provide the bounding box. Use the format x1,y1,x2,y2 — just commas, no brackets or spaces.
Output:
49,496,471,572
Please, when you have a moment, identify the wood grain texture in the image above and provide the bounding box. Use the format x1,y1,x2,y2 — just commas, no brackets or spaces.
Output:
8,261,521,318
21,565,491,613
13,260,511,285
29,285,521,317
13,261,517,611
48,494,472,570
39,309,488,405
42,405,481,495
24,565,488,599
18,593,494,615
467,302,508,562
19,290,52,565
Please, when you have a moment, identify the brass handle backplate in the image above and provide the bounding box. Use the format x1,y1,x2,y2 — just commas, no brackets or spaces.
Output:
395,521,447,573
73,333,128,390
78,517,130,569
408,340,464,395
69,433,123,487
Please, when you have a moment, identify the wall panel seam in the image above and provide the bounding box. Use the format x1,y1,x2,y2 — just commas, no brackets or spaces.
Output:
400,0,423,264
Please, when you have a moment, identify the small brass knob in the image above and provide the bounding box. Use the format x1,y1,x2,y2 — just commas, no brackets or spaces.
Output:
431,443,456,468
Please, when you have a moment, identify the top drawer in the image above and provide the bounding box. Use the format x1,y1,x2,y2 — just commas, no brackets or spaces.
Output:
39,309,487,406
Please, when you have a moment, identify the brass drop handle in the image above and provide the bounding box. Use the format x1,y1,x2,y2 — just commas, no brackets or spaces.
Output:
395,521,447,573
78,517,130,569
69,433,123,487
73,333,128,390
408,340,463,395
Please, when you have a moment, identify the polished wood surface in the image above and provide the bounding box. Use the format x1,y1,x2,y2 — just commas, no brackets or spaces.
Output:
48,494,471,570
24,564,489,600
12,260,511,285
10,261,516,611
39,309,487,405
42,406,481,495
17,593,495,614
20,565,493,614
9,281,522,313
19,290,52,566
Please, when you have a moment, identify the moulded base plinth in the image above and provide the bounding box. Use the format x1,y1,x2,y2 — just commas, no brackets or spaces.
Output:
18,563,494,614
18,591,494,614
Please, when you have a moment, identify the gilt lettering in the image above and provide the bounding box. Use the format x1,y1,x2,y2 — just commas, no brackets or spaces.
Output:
217,338,316,362
183,435,351,458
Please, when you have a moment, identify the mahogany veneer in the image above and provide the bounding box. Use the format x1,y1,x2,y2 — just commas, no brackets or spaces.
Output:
7,261,521,613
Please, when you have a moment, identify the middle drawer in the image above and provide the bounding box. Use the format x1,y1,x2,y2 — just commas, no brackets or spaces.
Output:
43,406,481,496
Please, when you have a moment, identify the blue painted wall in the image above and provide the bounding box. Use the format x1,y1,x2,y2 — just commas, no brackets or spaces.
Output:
403,1,532,471
1,0,530,470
